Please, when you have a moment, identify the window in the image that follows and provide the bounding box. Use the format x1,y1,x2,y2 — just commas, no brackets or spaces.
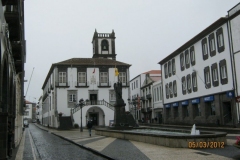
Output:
192,71,197,92
180,53,185,71
24,111,29,116
110,91,116,101
187,74,191,93
190,46,196,66
219,59,228,85
216,28,225,53
208,33,216,57
59,72,66,83
168,61,172,77
69,94,76,102
181,76,186,95
119,72,126,83
211,63,219,87
169,82,173,98
185,50,190,69
220,66,227,78
164,63,168,78
78,72,86,83
156,88,159,101
159,86,162,100
202,38,208,60
212,69,218,81
173,80,177,97
172,58,176,75
165,84,169,99
100,72,108,83
204,66,211,89
132,83,133,90
136,80,138,88
101,40,109,51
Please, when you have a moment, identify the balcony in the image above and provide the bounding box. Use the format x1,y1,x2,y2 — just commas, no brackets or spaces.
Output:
97,81,111,88
146,94,152,99
75,81,89,88
141,96,146,101
141,108,147,113
147,107,152,112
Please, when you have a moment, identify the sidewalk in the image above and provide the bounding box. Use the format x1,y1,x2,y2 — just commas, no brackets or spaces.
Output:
34,124,240,160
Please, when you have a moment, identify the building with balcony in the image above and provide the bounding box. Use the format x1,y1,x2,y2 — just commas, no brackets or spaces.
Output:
24,100,36,122
140,71,161,123
159,3,240,126
41,30,131,129
0,0,26,158
152,79,163,123
129,70,161,123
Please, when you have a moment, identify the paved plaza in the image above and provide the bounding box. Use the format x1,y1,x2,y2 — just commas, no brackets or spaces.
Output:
19,124,238,160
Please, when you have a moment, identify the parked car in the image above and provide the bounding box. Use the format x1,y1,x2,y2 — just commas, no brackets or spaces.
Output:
32,119,36,123
24,119,29,127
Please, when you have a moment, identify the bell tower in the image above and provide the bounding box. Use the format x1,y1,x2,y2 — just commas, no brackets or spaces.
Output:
92,29,116,60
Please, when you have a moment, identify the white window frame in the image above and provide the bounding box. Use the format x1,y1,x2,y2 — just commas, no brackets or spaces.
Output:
193,76,197,87
203,43,208,55
119,72,126,84
100,72,108,84
190,50,195,62
218,34,224,47
213,68,218,81
210,38,215,51
182,79,186,91
159,86,162,100
78,72,86,85
173,82,177,94
180,56,184,67
168,62,172,75
172,60,176,73
164,64,168,77
187,77,191,90
110,92,116,101
205,71,210,84
186,52,190,65
220,65,227,79
69,94,76,102
59,72,66,83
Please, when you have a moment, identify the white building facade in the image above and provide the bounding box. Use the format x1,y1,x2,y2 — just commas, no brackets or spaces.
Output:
159,8,239,126
152,80,163,123
41,30,131,129
129,70,161,123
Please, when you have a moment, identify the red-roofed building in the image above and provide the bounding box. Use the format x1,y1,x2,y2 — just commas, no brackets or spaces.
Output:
129,70,162,124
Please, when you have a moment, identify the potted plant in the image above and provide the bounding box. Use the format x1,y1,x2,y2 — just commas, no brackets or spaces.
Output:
234,136,240,149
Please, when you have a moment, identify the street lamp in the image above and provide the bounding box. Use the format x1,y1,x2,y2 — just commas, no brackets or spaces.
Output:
128,97,138,126
76,98,88,132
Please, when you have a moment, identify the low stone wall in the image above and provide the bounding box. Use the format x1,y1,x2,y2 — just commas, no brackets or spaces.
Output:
95,128,227,148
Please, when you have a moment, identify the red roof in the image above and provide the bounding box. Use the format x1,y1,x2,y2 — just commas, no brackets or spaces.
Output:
25,100,33,104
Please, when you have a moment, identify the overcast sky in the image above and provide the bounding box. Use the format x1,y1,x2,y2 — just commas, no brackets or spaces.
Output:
23,0,240,102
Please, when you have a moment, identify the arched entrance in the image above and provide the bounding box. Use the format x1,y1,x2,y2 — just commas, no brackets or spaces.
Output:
85,106,105,126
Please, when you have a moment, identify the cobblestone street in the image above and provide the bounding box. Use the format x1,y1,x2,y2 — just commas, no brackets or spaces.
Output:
13,124,240,160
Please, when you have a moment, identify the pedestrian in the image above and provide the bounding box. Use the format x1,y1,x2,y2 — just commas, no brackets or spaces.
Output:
87,120,93,137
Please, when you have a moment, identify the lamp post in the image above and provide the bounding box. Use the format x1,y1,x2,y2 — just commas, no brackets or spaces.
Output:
76,98,88,132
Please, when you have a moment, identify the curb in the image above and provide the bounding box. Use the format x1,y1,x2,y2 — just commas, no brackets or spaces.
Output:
34,124,115,160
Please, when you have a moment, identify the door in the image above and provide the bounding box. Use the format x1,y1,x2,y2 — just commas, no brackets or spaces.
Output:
223,102,232,124
90,94,97,105
89,113,98,126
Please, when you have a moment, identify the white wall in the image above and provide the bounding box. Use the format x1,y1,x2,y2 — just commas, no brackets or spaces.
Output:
162,23,233,104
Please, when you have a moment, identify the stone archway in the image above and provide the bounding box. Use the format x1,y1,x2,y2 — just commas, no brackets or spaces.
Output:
85,106,105,126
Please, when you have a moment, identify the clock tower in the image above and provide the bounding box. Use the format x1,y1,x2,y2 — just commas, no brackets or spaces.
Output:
92,29,116,60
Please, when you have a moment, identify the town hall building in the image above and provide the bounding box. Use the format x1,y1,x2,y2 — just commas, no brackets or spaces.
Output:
40,30,131,129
